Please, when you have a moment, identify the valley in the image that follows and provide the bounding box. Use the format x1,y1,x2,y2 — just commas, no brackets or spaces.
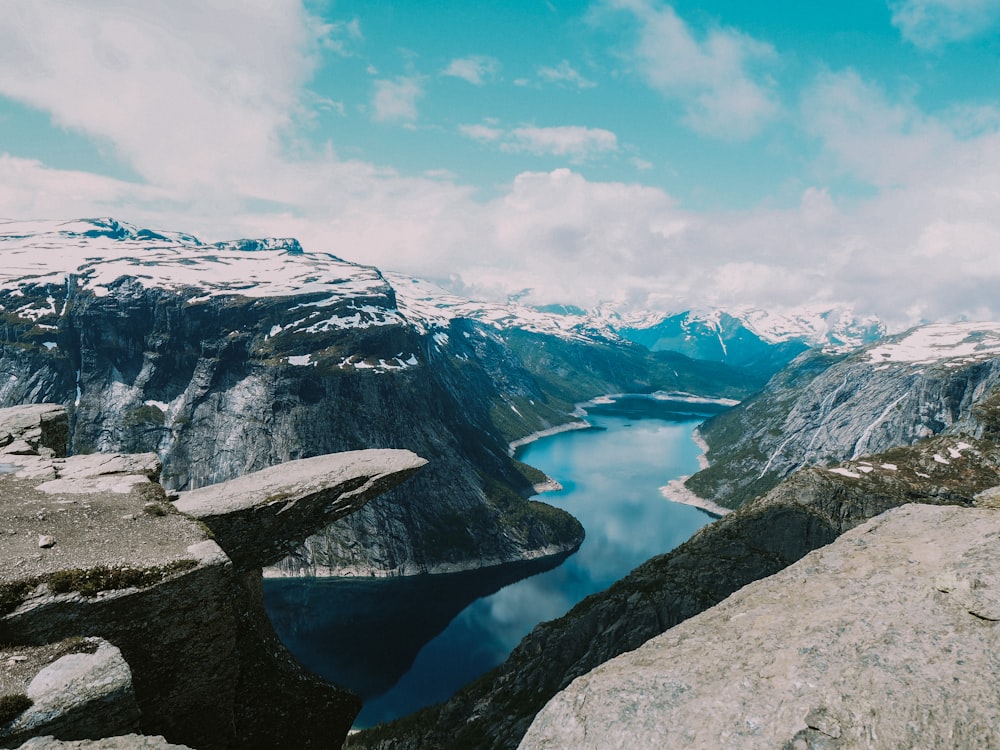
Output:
3,220,1000,749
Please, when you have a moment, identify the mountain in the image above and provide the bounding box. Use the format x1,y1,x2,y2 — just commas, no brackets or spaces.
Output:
685,321,1000,509
0,218,753,576
613,306,885,378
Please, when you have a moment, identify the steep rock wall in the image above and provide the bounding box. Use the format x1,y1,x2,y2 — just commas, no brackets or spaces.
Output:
687,324,1000,508
0,280,586,575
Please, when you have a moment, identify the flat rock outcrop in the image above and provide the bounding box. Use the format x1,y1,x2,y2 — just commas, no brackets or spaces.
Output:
520,503,1000,749
0,404,425,749
176,450,426,570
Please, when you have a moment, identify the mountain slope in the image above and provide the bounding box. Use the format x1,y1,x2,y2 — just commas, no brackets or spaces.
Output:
0,218,753,575
686,322,1000,509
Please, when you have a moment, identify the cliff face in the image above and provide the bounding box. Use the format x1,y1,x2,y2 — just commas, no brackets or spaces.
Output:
0,404,424,749
0,219,753,575
347,429,1000,750
520,503,1000,750
686,322,1000,508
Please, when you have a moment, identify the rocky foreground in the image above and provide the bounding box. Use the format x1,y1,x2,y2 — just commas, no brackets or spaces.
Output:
0,404,425,749
349,431,1000,749
520,502,1000,749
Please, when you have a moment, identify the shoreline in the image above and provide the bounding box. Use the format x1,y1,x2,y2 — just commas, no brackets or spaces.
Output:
659,477,732,517
508,421,591,456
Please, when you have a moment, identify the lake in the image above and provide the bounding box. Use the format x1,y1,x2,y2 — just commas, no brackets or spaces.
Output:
263,395,724,728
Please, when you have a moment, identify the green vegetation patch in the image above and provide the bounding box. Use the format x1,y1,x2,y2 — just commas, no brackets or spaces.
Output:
47,560,199,598
0,579,43,617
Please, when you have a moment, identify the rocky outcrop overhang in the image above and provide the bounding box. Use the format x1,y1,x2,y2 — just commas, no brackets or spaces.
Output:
0,404,425,749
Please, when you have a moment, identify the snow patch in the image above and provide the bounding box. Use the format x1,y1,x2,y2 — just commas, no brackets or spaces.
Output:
828,467,861,478
867,322,1000,365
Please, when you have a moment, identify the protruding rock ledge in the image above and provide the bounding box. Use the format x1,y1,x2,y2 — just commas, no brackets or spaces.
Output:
175,450,428,570
0,405,427,749
519,504,1000,750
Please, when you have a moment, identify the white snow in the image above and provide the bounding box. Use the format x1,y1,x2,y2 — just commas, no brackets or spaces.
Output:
828,467,861,478
880,463,897,471
287,354,313,366
0,218,391,310
866,322,1000,365
933,454,950,465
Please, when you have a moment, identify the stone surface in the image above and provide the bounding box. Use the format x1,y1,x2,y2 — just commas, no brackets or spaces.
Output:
174,449,427,570
0,407,68,461
1,639,138,748
16,736,191,749
1,405,427,749
520,504,1000,750
348,432,1000,750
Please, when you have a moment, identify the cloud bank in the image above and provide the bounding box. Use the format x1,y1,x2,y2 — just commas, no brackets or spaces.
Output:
0,1,999,332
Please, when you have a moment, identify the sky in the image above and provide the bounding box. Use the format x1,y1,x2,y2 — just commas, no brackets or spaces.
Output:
1,0,1000,328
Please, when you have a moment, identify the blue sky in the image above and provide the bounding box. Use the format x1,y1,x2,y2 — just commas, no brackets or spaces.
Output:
2,0,1000,327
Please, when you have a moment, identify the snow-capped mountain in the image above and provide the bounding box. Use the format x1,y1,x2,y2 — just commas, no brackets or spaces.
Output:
0,217,751,578
611,306,886,376
685,320,1000,509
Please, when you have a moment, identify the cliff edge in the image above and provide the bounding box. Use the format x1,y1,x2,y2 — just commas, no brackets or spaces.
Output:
0,404,425,749
520,503,1000,749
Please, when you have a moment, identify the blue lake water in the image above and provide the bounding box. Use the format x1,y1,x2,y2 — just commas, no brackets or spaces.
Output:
263,396,722,728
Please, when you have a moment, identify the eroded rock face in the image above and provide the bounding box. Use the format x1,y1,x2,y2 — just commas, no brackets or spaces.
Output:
1,639,138,748
687,324,1000,509
520,504,1000,749
0,405,425,749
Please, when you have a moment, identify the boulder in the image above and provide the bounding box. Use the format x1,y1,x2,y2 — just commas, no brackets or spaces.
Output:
520,504,1000,749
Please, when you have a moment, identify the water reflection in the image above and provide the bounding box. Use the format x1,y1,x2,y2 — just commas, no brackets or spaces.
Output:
264,396,720,727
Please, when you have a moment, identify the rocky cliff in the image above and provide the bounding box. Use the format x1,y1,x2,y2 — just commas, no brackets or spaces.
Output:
0,404,424,749
0,218,752,575
519,502,1000,749
347,427,1000,750
686,322,1000,508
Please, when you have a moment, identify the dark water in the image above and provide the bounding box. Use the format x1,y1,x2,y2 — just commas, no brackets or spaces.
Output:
264,395,719,728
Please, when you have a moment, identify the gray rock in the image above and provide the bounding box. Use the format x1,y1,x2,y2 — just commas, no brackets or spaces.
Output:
520,504,1000,750
2,640,138,747
1,407,428,749
0,407,67,461
15,736,191,749
174,449,427,569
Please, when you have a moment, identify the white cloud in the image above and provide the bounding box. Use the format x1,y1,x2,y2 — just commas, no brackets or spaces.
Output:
600,0,779,140
442,55,500,85
459,124,505,142
504,127,618,161
371,77,423,122
0,0,325,189
537,61,596,89
2,3,1000,332
459,124,618,163
889,0,1000,48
